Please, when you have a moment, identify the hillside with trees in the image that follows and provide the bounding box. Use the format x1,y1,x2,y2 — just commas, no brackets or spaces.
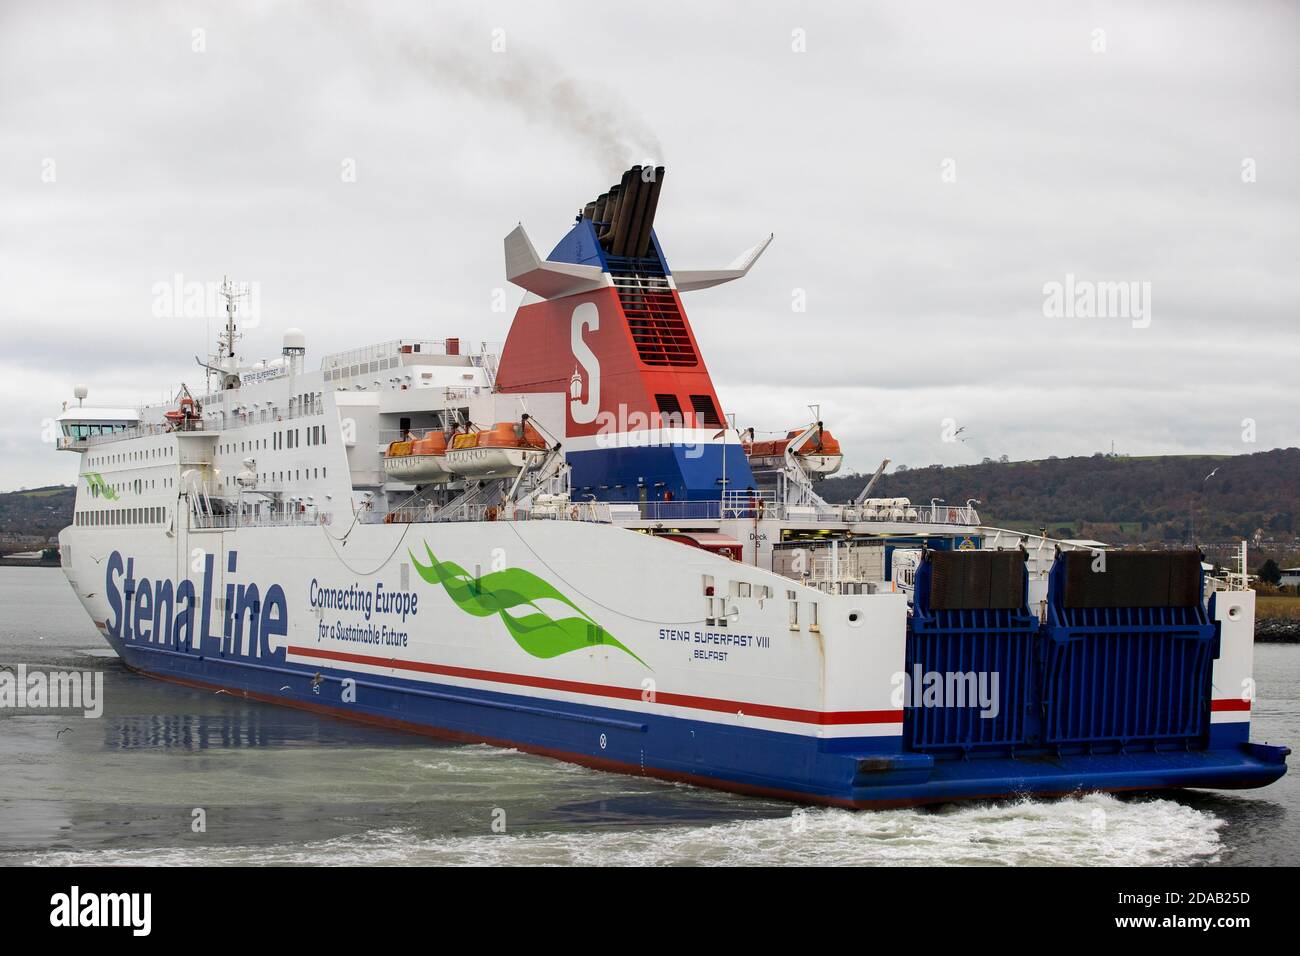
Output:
816,448,1300,564
0,485,76,553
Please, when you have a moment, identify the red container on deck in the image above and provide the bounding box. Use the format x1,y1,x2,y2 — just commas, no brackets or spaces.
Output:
446,337,460,355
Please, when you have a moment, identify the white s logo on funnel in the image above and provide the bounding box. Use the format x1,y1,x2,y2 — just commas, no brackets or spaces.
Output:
569,302,600,425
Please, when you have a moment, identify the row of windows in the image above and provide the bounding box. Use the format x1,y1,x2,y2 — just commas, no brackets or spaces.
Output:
88,477,174,496
66,423,130,440
223,467,327,487
220,423,327,456
209,392,323,429
88,445,174,468
75,506,167,527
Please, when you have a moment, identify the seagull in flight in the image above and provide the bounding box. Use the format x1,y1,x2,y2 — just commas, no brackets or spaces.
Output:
1204,467,1221,482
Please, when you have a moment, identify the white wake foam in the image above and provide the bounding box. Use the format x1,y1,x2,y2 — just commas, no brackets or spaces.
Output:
23,792,1222,867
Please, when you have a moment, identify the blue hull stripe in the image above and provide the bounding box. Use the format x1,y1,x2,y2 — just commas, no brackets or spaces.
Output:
116,638,1288,808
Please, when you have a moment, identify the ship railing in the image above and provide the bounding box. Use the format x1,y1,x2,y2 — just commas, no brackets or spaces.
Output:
190,510,333,530
848,503,981,525
84,422,176,446
321,339,444,371
638,500,724,521
365,497,983,527
721,488,778,517
81,403,331,447
620,498,982,525
216,404,324,432
372,501,615,525
780,505,853,523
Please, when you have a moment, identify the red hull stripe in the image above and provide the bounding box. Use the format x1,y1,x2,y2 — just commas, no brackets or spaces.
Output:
1211,698,1252,712
286,645,902,726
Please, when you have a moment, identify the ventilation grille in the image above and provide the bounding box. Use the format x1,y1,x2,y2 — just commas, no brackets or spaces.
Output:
655,394,684,428
614,274,698,367
690,394,723,428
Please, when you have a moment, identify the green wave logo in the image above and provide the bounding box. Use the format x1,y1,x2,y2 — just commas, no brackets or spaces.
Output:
410,543,647,668
85,473,119,501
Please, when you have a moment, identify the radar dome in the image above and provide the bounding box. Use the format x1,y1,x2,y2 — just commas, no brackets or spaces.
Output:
282,328,306,352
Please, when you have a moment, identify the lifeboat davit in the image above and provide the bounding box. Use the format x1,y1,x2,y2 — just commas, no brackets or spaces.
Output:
443,421,548,479
383,431,452,483
746,427,843,476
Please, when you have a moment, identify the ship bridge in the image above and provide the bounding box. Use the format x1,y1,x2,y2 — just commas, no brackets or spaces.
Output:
55,402,138,452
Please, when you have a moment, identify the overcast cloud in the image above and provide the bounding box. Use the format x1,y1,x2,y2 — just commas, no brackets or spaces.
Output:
1,0,1297,491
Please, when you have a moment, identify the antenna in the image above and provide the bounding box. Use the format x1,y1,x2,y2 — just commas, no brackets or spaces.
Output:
218,275,249,359
215,275,250,390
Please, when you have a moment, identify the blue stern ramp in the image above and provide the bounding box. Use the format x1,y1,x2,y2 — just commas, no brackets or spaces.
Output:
843,549,1290,807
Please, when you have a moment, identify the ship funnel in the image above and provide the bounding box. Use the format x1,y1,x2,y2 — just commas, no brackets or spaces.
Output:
583,165,669,259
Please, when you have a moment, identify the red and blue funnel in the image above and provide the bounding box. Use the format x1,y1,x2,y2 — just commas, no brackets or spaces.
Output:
495,166,772,503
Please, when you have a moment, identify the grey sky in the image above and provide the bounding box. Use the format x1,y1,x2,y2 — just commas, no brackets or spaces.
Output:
2,0,1297,491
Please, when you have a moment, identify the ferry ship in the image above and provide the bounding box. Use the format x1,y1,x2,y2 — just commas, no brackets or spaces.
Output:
55,166,1288,807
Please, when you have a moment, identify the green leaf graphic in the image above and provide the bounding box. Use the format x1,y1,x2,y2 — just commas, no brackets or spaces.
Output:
410,543,648,667
85,473,119,501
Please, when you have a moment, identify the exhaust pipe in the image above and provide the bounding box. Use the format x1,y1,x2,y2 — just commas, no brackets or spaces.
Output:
593,191,610,226
598,178,627,247
610,165,644,256
621,167,655,259
631,166,665,258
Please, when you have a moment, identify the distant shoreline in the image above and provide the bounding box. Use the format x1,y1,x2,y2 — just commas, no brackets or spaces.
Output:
1256,621,1300,643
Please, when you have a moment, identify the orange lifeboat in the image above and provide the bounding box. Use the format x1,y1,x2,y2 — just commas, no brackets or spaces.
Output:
445,420,548,478
382,431,452,483
746,427,843,477
164,395,201,430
